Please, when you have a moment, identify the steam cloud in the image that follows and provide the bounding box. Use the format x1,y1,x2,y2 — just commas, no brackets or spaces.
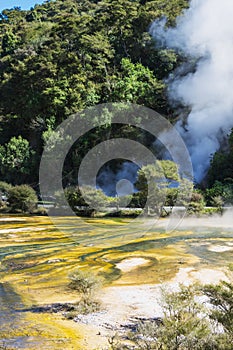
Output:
150,0,233,183
97,161,139,196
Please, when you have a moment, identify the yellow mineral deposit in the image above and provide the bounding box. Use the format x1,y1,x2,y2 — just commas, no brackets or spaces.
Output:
0,215,232,349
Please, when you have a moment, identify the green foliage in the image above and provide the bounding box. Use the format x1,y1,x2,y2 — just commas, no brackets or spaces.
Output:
130,191,147,208
109,58,165,108
2,30,19,55
157,284,213,350
111,194,133,209
176,178,193,207
66,298,101,316
0,181,12,195
64,185,110,213
80,185,110,210
165,187,178,206
160,160,179,181
204,181,233,206
0,136,35,184
68,268,103,314
1,0,181,123
33,206,47,215
187,190,206,215
207,129,233,187
7,184,37,212
0,181,12,208
135,160,180,214
202,279,233,338
69,268,102,297
64,186,85,210
0,0,189,190
109,281,233,350
0,0,229,197
59,185,134,215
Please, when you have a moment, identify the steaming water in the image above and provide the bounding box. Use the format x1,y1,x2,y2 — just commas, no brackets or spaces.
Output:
150,0,233,182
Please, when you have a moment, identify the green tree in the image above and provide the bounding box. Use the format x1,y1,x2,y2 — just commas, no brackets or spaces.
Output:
0,0,190,188
188,190,206,215
136,160,179,215
0,136,35,184
0,181,12,196
0,181,12,207
69,269,102,299
110,283,223,350
202,275,233,340
207,129,233,187
2,30,19,55
64,186,86,210
108,58,165,109
177,178,194,207
158,284,213,350
63,185,111,215
7,184,37,212
80,185,110,212
204,181,233,206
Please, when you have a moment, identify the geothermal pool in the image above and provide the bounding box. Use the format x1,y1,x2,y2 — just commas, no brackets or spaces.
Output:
0,215,232,349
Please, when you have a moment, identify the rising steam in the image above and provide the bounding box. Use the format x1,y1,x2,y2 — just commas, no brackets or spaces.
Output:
150,0,233,183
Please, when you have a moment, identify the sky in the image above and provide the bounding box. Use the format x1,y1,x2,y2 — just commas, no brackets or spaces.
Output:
0,0,45,12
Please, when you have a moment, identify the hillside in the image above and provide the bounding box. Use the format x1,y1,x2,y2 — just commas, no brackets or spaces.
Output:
0,0,232,207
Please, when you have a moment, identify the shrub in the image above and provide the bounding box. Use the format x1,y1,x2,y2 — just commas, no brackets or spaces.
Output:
32,207,47,215
0,181,12,209
68,268,103,314
69,269,102,296
109,282,233,350
8,185,37,212
187,190,206,215
202,282,233,337
0,181,12,196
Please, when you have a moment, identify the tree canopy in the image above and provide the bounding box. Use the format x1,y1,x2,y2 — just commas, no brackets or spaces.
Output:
0,0,189,187
0,0,231,203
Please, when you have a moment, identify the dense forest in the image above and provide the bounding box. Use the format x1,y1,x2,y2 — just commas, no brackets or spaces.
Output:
0,0,232,210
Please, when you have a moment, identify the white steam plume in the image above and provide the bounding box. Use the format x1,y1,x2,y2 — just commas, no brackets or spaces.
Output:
150,0,233,183
97,161,139,196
